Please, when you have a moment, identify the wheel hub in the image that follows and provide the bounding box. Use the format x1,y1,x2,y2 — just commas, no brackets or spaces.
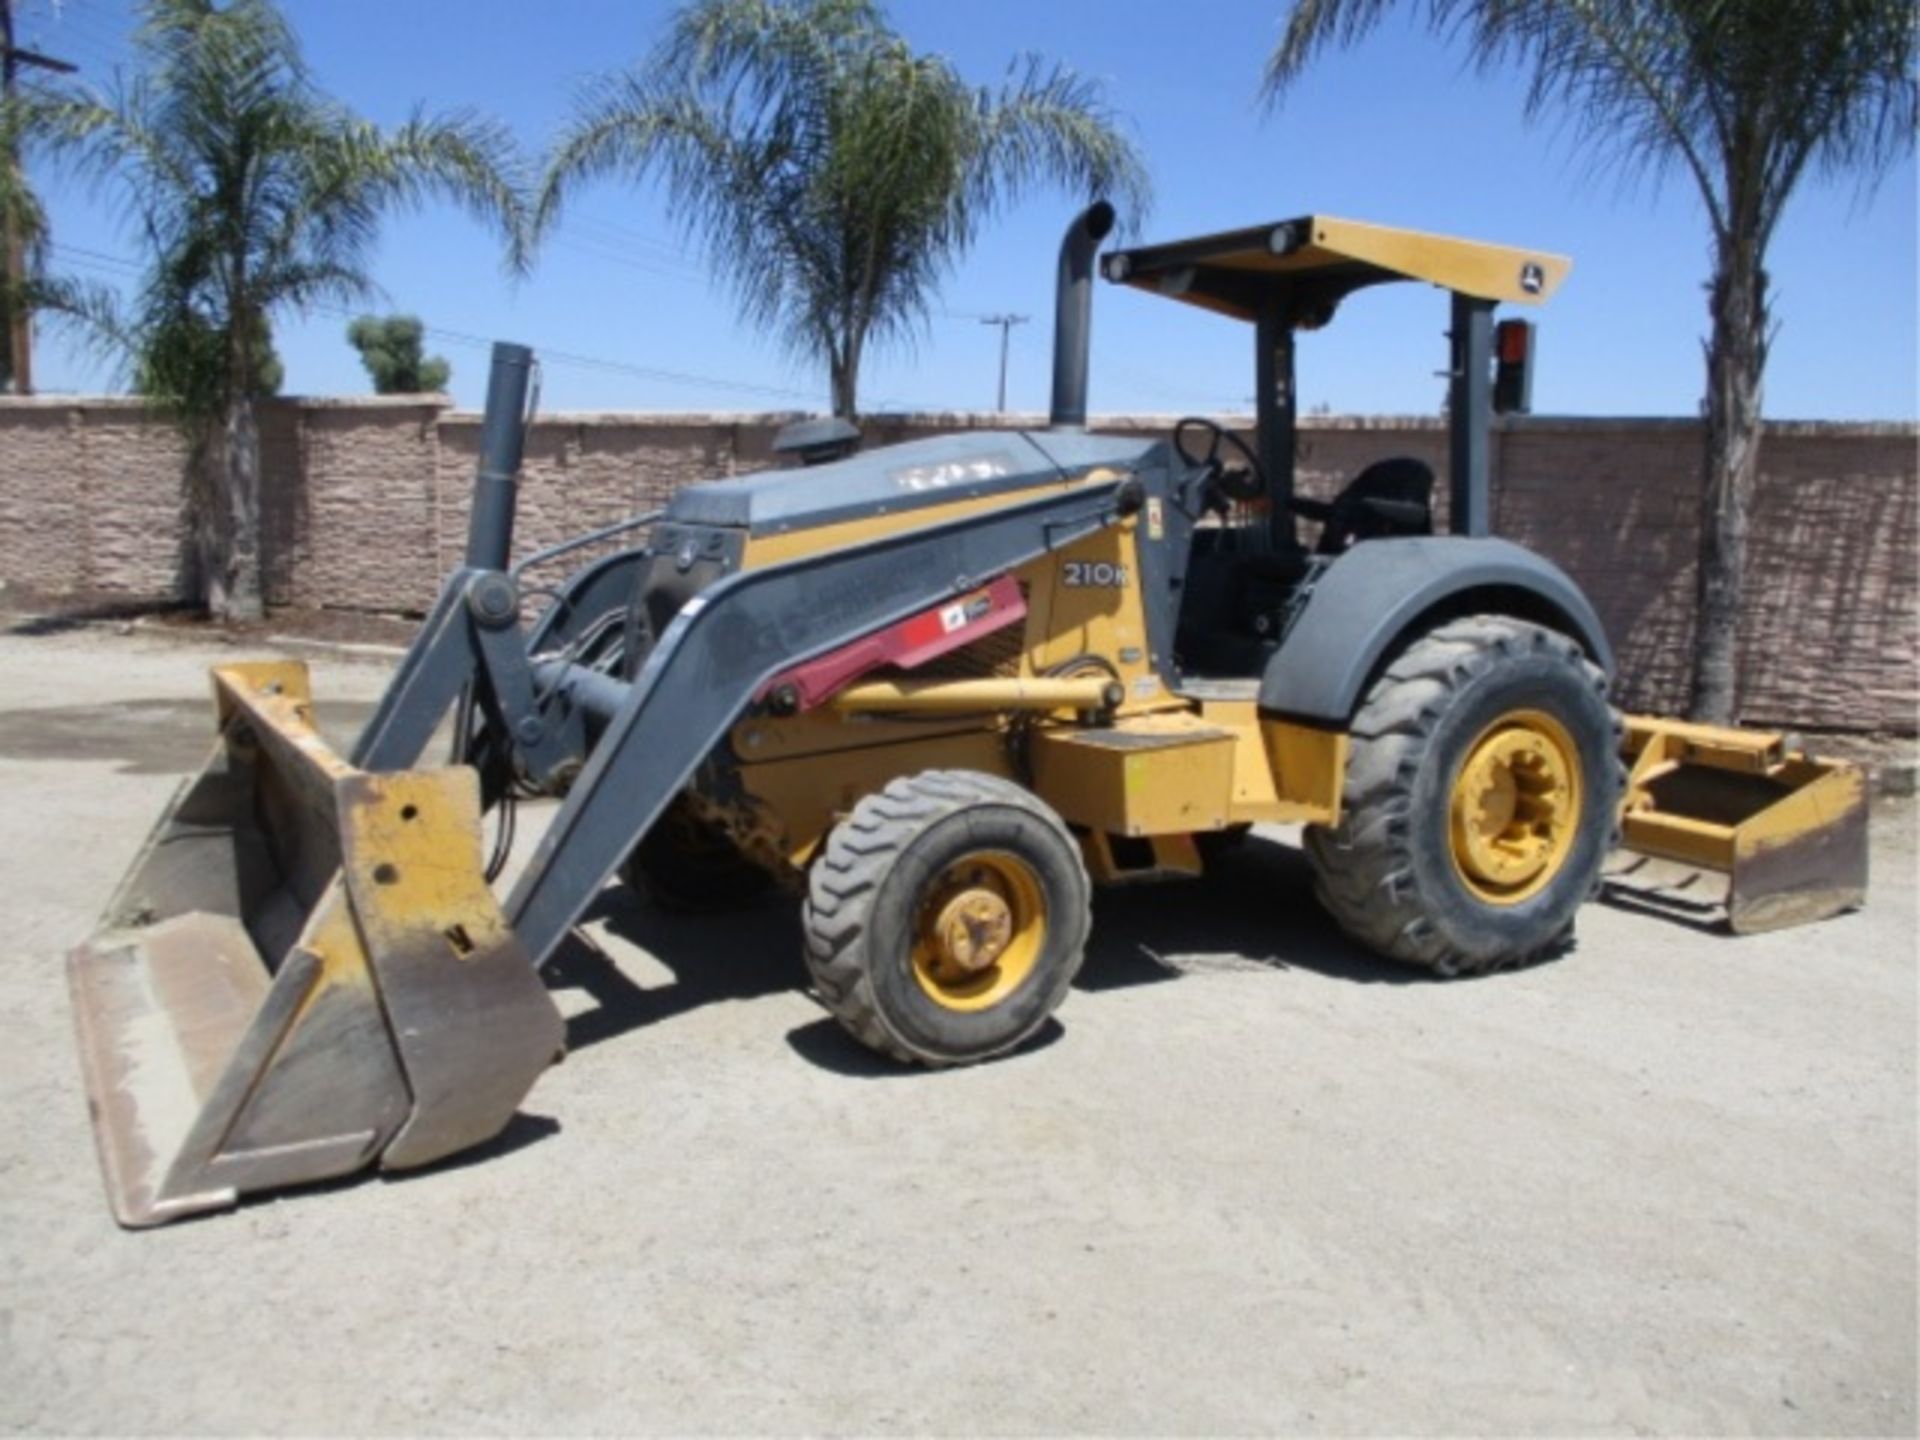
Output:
931,888,1013,973
1449,712,1581,904
910,852,1048,1011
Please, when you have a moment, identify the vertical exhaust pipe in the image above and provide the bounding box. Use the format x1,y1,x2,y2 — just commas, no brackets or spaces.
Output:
466,341,535,570
1049,201,1116,430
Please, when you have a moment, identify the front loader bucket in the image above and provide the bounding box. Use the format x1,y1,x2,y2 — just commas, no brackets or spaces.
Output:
69,661,563,1227
1608,717,1869,933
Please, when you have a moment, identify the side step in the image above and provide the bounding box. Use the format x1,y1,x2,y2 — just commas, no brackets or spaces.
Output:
1610,716,1869,933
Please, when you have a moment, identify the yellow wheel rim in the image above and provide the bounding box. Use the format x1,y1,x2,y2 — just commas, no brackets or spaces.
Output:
911,850,1047,1012
1447,709,1583,906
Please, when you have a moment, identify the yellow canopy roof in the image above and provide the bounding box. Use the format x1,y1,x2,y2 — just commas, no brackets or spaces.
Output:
1100,215,1571,322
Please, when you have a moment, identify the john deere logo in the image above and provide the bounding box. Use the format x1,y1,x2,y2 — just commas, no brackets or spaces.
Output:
1519,261,1545,295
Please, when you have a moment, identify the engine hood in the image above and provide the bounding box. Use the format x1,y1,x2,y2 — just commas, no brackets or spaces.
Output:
667,428,1158,537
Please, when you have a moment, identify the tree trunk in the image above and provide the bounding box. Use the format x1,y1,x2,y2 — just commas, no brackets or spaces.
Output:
1689,237,1767,724
0,289,14,392
829,355,857,419
219,393,264,622
180,425,218,608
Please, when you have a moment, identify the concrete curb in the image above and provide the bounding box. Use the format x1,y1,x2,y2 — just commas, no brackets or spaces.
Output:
0,610,412,667
262,633,409,664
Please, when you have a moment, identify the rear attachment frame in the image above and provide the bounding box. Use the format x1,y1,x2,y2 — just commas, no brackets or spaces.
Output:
1610,716,1869,933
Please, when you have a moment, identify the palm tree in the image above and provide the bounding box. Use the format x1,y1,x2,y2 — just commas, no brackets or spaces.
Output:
536,0,1150,419
35,0,524,620
1263,0,1915,722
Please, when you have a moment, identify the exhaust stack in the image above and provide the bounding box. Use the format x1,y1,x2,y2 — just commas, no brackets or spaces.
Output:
1049,201,1116,430
465,342,535,570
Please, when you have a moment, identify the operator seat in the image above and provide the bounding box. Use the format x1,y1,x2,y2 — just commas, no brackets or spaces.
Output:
1292,456,1435,553
1231,454,1437,591
1177,456,1441,678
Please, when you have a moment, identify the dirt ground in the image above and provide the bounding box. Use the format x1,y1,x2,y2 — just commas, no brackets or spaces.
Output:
0,618,1913,1436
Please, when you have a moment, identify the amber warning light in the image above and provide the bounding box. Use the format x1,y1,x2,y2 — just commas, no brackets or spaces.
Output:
1493,318,1535,415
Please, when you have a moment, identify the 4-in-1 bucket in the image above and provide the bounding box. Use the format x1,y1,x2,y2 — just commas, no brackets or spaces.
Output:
69,661,562,1227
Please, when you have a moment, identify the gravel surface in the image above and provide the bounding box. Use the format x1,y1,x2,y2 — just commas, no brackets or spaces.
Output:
0,620,1912,1436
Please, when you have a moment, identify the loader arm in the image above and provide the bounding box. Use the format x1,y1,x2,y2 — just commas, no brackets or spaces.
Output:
508,476,1133,965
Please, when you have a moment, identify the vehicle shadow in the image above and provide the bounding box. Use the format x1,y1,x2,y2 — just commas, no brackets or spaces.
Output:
0,696,374,776
1077,832,1430,991
545,886,804,1052
544,832,1439,1070
382,1111,564,1182
783,1015,1066,1078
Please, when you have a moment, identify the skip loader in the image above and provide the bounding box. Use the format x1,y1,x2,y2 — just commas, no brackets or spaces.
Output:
70,204,1868,1226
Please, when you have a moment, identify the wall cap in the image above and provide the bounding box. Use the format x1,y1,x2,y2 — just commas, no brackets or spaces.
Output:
4,395,1913,440
0,392,455,412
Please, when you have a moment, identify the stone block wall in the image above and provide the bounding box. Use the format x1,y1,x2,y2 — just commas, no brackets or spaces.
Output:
0,395,1911,732
0,399,190,598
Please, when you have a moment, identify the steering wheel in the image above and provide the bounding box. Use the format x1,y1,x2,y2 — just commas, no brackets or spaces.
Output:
1172,417,1268,505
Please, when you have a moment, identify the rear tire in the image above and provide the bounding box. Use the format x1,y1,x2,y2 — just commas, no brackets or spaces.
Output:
619,796,775,911
803,770,1091,1065
1305,614,1622,976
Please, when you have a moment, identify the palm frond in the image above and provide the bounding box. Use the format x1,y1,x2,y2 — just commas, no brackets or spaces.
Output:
373,109,530,259
973,56,1153,229
6,275,130,365
533,73,682,239
535,0,1152,413
1261,0,1916,246
21,0,523,418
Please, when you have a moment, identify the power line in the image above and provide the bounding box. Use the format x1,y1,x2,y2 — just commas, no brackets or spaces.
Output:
977,313,1027,413
47,241,827,405
567,213,704,269
51,241,136,272
411,322,821,404
57,245,1243,412
544,233,705,284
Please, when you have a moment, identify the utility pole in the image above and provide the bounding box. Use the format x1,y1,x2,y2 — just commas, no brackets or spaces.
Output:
1,0,75,395
978,313,1028,413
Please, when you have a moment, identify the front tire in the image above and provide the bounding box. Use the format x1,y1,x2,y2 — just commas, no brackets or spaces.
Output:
1305,615,1622,975
804,770,1092,1065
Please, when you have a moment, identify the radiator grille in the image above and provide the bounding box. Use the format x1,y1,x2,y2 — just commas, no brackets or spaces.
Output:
902,622,1026,681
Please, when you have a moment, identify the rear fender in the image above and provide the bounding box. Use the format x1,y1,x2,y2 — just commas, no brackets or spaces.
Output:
1259,536,1612,724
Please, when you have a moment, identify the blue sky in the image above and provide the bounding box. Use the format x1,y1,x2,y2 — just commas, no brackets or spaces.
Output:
19,0,1918,419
